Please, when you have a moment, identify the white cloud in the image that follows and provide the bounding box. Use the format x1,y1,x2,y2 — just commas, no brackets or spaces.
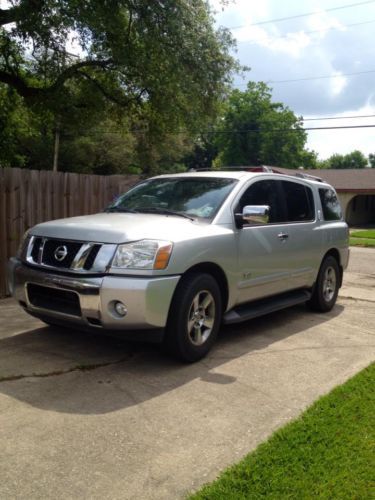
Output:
329,71,348,97
305,10,344,37
306,104,375,159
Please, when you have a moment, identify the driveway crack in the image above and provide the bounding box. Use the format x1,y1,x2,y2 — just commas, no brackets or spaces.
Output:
0,356,132,383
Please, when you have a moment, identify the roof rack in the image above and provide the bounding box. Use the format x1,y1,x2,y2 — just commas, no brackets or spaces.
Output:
188,165,323,182
294,172,323,182
188,166,273,173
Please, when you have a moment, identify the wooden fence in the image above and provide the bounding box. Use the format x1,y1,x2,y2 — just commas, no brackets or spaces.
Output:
0,167,140,298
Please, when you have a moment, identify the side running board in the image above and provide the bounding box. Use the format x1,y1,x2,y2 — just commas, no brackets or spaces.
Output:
223,289,312,325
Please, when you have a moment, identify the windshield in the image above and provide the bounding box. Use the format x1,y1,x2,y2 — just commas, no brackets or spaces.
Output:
106,177,238,220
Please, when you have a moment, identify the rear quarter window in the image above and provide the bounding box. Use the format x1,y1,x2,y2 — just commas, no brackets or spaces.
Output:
319,188,342,221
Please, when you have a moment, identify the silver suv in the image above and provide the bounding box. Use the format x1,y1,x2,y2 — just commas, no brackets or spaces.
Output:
8,168,349,362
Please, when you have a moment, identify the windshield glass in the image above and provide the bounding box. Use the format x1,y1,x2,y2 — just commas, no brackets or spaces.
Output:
107,177,238,220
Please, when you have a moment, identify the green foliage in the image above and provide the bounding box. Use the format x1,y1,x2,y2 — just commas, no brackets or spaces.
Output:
184,135,219,171
0,0,237,129
214,82,311,169
0,1,238,173
322,150,369,169
191,363,375,499
0,85,29,167
368,153,375,168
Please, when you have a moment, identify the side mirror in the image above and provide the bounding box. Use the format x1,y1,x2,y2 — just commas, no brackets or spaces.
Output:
235,205,270,227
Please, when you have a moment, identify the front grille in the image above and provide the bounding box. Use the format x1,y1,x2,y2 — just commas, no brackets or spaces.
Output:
42,239,82,268
83,244,101,270
27,283,81,317
28,238,105,271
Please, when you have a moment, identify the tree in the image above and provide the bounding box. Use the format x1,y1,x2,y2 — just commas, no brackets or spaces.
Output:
214,82,312,169
323,150,368,169
184,134,219,171
0,76,199,174
0,1,236,139
368,153,375,168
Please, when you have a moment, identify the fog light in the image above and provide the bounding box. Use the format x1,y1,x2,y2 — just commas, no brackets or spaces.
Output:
114,301,127,317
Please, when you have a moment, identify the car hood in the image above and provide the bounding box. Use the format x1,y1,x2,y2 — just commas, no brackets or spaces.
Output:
30,212,215,244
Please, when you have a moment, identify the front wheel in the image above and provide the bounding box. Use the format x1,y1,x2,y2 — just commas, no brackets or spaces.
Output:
308,256,340,312
165,273,222,362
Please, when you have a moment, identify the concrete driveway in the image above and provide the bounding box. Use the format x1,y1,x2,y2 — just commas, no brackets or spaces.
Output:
1,247,374,499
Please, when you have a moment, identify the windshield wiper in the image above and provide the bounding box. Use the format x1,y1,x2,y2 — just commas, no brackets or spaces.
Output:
135,207,195,221
104,207,138,213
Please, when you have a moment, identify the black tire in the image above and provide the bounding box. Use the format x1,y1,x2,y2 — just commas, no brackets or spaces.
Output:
308,256,340,312
164,273,222,362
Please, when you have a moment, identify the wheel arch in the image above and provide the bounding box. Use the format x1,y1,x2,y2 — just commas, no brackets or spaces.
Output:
180,262,229,312
321,248,343,288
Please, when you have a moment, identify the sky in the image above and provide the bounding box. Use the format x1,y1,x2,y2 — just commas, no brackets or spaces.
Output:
210,0,375,160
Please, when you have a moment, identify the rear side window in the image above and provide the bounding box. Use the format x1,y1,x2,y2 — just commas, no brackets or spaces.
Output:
281,181,315,222
319,188,342,221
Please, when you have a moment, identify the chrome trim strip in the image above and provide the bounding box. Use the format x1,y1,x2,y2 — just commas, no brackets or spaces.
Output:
38,238,46,264
42,276,100,294
71,242,96,270
25,236,35,262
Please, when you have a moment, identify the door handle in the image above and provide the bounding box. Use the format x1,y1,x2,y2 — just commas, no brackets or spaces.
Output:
277,232,289,241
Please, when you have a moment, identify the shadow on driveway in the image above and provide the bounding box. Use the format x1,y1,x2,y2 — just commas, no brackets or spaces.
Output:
0,303,344,415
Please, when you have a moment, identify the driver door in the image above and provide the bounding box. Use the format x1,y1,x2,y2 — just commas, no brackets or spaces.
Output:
235,179,292,304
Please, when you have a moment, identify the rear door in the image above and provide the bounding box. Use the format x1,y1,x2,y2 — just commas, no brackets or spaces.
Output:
279,180,321,289
235,178,320,305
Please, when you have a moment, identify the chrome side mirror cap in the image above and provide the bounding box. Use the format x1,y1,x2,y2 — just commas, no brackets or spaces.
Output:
238,205,270,225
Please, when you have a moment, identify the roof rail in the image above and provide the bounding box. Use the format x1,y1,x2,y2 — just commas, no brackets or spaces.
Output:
188,165,323,182
188,166,273,173
295,172,323,182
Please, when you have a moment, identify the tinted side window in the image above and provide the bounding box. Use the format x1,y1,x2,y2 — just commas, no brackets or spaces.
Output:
281,181,314,222
319,188,342,220
238,180,284,223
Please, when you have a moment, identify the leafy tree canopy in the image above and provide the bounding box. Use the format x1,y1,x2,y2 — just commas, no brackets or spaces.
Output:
0,0,237,131
367,153,375,168
214,82,315,169
321,150,369,169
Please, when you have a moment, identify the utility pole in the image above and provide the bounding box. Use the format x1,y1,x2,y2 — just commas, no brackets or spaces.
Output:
53,117,60,172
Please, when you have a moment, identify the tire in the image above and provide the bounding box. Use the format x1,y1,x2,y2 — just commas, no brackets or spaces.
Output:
165,273,222,362
308,256,340,312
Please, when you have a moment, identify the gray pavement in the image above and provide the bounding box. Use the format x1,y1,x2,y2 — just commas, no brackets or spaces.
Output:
0,247,374,499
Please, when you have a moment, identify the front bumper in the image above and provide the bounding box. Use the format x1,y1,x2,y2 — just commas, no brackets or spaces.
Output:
7,258,180,331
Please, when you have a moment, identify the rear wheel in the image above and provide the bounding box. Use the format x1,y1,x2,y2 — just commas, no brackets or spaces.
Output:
165,273,222,362
308,256,340,312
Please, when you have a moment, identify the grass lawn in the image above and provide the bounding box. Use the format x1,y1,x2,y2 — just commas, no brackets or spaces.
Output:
190,363,375,500
350,230,375,247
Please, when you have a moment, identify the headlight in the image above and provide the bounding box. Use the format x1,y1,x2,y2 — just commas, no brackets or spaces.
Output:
16,230,30,258
111,240,173,270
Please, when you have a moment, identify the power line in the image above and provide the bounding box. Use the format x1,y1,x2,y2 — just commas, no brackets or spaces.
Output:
239,18,375,45
267,69,375,84
74,124,375,137
303,113,375,121
236,68,375,86
202,124,375,135
228,0,375,29
303,124,375,130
